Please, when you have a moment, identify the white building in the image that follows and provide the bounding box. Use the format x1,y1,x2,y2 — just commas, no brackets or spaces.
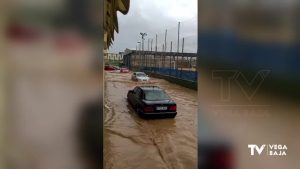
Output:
104,52,124,62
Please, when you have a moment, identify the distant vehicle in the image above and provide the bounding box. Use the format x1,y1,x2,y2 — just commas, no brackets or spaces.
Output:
113,66,121,72
104,65,114,71
131,72,150,81
127,86,177,118
120,67,129,73
105,65,120,72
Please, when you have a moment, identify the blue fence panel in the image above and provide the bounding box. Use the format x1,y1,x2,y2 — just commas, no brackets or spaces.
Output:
198,31,300,80
142,67,197,82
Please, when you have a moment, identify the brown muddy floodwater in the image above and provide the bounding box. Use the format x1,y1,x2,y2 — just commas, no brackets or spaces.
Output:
104,72,197,169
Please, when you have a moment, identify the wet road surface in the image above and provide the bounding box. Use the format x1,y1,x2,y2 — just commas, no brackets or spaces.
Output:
104,72,197,169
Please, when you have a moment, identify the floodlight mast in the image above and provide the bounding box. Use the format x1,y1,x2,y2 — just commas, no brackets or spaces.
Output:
140,32,147,51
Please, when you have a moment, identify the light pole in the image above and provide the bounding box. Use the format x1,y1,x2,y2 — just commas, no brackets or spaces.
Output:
137,41,141,69
147,38,150,51
140,33,147,69
137,42,141,51
164,29,167,52
151,39,153,52
177,22,180,52
155,34,158,52
135,42,141,69
140,32,147,51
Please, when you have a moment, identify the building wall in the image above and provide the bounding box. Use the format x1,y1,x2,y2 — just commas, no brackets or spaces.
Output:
104,53,124,62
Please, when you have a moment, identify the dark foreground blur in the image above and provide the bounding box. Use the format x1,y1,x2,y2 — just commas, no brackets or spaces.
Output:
198,1,300,169
0,0,103,168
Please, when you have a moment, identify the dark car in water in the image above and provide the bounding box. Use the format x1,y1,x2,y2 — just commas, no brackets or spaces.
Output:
127,86,177,118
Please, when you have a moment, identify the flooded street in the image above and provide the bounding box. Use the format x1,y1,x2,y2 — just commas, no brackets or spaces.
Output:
104,72,197,169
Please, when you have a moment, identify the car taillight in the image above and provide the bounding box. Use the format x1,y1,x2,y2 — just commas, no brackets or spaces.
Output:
143,106,154,112
169,105,176,111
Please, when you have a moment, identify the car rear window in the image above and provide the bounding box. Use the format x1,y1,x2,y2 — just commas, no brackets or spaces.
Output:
144,90,170,101
136,73,146,77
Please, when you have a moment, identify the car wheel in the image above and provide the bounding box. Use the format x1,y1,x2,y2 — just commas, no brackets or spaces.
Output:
136,107,145,118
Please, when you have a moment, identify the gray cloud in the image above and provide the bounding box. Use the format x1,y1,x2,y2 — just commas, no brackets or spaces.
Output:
109,0,197,53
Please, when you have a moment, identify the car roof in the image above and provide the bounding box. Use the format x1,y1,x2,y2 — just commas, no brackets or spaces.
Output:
138,86,162,91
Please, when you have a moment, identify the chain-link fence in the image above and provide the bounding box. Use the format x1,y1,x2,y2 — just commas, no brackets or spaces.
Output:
124,51,197,82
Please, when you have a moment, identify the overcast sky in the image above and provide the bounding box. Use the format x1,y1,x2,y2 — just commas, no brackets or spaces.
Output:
109,0,197,53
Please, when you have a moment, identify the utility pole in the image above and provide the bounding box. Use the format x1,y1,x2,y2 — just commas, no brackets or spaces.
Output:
164,29,167,52
140,32,147,51
137,42,141,51
182,37,185,53
162,44,164,52
147,38,150,51
155,34,158,52
151,39,153,51
170,41,173,52
177,22,180,52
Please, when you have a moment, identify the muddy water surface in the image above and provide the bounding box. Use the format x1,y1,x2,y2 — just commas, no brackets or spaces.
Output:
104,72,197,169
